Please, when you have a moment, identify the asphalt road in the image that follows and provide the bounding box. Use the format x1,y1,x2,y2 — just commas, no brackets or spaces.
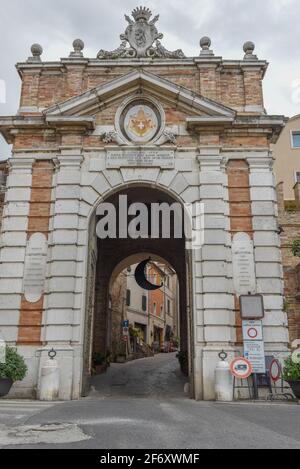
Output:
0,354,299,449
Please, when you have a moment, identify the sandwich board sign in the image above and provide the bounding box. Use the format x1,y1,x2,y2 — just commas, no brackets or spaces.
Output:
230,357,253,379
269,359,281,383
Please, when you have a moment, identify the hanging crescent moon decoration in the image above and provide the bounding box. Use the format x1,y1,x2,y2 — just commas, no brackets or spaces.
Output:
134,259,163,291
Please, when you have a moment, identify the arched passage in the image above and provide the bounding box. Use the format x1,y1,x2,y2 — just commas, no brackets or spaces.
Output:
82,184,194,398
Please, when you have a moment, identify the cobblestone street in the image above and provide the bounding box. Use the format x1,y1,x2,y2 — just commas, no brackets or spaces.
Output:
89,353,187,399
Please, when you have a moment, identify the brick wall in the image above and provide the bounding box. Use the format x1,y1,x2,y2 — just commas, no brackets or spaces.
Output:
227,160,253,344
18,161,54,345
110,272,127,359
18,61,265,118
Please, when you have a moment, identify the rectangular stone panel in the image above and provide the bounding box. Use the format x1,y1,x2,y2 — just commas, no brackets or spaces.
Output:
106,149,175,169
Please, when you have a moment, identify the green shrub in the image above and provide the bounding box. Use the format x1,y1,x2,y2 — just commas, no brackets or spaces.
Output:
0,347,27,382
92,353,106,366
282,356,300,382
291,238,300,258
176,351,188,368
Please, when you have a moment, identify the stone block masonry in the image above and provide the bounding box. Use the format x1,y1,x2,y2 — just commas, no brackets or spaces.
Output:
0,7,289,400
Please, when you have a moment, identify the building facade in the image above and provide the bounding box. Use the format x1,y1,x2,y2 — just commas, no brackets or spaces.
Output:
125,265,149,344
0,7,289,400
0,161,8,231
272,116,300,345
276,183,300,344
273,115,300,203
125,263,178,351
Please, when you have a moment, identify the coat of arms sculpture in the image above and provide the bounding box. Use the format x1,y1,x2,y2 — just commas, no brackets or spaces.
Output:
97,7,185,60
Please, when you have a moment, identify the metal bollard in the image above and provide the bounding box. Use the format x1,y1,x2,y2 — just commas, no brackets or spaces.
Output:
215,351,233,402
39,349,60,401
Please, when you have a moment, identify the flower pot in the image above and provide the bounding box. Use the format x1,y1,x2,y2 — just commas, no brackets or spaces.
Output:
116,355,126,364
288,380,300,399
94,364,107,375
0,378,13,397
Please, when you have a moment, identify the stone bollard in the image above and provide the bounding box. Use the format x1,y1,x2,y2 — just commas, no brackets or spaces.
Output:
39,350,60,401
215,351,233,402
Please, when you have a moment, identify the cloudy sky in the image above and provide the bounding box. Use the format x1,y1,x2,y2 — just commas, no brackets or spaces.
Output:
0,0,299,159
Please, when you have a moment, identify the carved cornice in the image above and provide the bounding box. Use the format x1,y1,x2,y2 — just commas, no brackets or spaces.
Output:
0,115,95,144
188,114,286,144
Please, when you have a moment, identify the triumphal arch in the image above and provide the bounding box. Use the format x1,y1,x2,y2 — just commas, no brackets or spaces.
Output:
0,7,288,400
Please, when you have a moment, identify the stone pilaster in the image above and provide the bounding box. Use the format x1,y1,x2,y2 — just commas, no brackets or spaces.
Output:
39,150,84,400
0,158,33,344
196,148,235,400
248,155,289,351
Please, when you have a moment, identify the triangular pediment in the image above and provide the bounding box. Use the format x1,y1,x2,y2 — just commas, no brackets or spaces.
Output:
44,70,236,120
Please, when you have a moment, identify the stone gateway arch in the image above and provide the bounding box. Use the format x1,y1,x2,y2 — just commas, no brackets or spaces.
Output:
0,7,288,400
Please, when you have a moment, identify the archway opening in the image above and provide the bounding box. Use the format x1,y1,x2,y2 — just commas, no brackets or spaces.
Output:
82,185,194,398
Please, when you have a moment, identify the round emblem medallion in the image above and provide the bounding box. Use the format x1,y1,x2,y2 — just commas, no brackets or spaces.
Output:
120,99,162,144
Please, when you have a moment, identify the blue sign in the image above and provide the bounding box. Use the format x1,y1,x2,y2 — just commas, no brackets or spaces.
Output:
123,320,129,328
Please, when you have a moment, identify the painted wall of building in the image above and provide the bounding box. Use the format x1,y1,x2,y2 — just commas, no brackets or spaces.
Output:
126,265,149,334
125,263,178,349
273,115,300,201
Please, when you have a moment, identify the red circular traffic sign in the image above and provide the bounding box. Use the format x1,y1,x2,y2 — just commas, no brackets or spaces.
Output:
247,328,258,339
269,359,281,382
230,357,253,379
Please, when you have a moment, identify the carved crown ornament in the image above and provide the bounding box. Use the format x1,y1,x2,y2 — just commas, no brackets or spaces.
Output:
97,6,186,60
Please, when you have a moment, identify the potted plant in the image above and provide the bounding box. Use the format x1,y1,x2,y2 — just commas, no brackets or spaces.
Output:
282,352,300,399
176,351,189,377
172,336,180,351
0,347,27,397
291,237,300,258
116,342,127,364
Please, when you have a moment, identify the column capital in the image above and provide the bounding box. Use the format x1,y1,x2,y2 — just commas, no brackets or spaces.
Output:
197,147,226,171
57,149,84,169
247,153,273,170
9,157,35,172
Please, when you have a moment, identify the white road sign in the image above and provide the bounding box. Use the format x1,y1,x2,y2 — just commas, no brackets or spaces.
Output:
242,321,263,341
244,341,266,374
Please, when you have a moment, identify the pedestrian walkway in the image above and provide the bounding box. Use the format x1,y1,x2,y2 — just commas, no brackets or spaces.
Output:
89,353,188,399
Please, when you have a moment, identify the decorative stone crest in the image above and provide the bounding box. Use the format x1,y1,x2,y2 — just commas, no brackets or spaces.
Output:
100,131,126,146
122,7,162,58
97,7,186,60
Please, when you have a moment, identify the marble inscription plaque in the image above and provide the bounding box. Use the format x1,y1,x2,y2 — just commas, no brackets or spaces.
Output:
106,149,175,169
23,233,48,303
232,232,256,296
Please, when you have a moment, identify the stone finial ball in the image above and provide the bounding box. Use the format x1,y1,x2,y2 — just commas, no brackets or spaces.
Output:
73,39,84,51
200,36,211,49
31,43,43,56
243,41,255,54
